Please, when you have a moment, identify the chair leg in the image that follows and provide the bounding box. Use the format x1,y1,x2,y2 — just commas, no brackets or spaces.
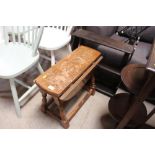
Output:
9,79,21,117
51,50,55,66
37,63,44,74
67,43,72,53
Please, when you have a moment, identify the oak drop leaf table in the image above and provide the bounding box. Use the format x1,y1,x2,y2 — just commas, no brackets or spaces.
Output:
35,45,103,128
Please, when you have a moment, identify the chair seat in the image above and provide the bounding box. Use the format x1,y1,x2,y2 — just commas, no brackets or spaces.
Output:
39,27,71,51
0,43,39,79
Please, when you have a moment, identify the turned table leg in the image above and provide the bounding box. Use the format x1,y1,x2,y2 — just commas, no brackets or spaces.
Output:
60,105,70,129
53,97,69,129
41,91,48,113
90,74,96,96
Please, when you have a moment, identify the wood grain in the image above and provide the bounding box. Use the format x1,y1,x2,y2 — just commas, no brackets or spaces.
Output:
36,45,102,128
35,45,101,97
121,64,148,95
72,29,134,54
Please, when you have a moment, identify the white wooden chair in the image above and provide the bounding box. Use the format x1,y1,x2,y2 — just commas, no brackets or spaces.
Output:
0,26,44,117
39,26,73,65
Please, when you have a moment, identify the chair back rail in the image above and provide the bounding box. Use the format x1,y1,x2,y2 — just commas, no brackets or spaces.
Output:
46,26,73,35
3,26,44,56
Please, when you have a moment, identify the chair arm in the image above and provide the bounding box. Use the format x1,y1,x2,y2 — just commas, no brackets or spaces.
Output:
146,40,155,73
72,29,134,54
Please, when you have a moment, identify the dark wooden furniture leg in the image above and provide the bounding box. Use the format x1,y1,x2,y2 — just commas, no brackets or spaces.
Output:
71,36,81,50
144,108,155,123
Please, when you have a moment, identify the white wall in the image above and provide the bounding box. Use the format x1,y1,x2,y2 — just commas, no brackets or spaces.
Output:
0,26,4,44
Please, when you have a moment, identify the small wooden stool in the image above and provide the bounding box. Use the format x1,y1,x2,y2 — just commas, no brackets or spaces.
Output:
35,46,102,128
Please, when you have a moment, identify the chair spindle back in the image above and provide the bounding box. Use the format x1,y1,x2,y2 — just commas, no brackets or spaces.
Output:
3,26,44,56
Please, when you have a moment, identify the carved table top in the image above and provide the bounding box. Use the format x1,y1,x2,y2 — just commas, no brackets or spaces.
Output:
35,45,102,97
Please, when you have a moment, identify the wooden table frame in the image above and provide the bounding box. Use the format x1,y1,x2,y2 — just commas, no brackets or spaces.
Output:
35,46,102,128
40,73,96,128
